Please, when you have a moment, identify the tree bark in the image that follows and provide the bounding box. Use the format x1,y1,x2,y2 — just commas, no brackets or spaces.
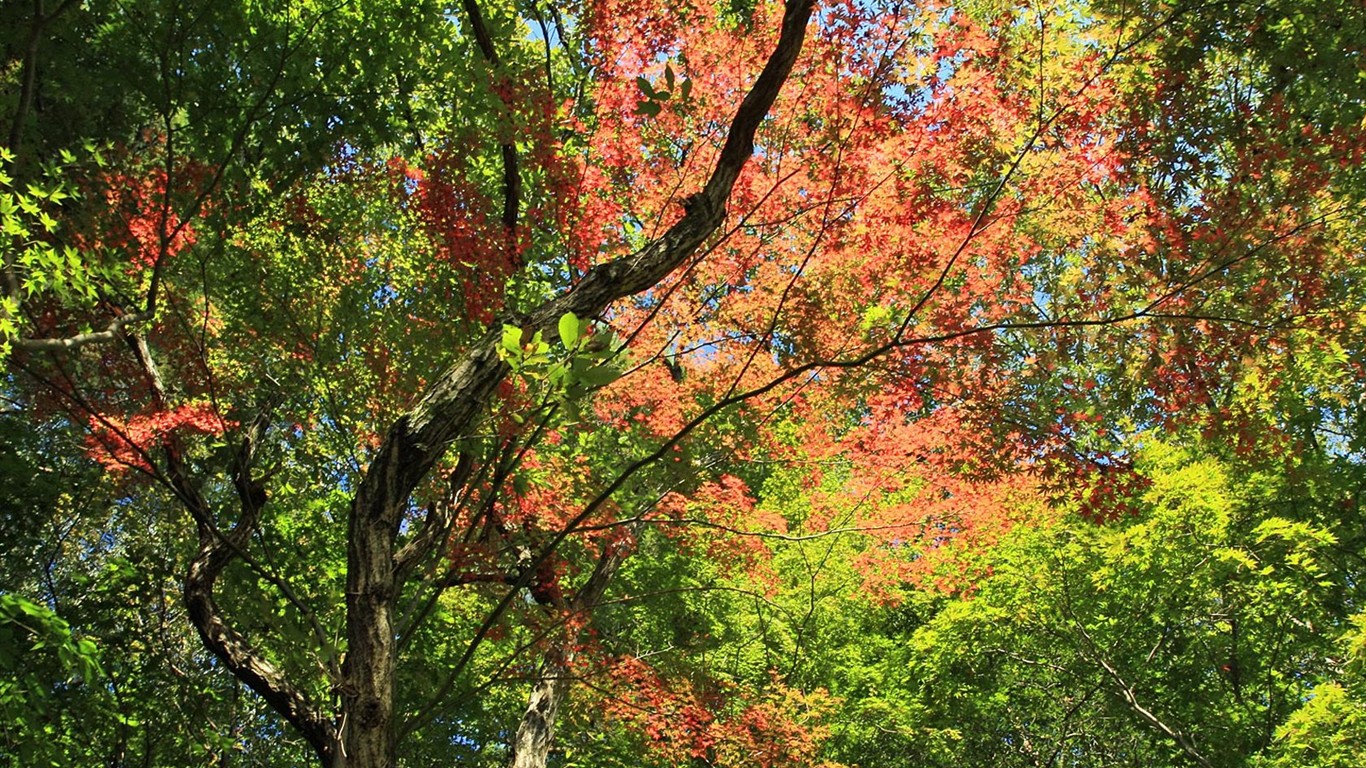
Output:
174,415,340,765
508,651,573,768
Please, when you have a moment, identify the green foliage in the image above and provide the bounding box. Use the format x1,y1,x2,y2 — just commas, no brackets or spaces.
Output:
634,64,693,117
1252,614,1366,767
0,593,103,730
1261,681,1366,768
499,315,624,420
816,436,1364,768
0,148,105,358
0,407,314,767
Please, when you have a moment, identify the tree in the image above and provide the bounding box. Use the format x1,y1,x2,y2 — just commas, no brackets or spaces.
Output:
2,0,1363,767
872,436,1361,768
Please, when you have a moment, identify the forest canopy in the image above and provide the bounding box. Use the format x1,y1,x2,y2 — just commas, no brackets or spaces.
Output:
1,0,1364,766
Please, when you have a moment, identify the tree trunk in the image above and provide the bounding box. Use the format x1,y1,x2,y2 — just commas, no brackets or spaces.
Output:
506,515,647,768
508,651,573,768
341,455,406,768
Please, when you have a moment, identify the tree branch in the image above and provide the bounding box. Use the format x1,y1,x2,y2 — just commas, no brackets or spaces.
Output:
1066,608,1211,767
7,0,84,151
355,0,817,528
460,0,521,236
383,0,819,741
124,336,338,763
393,450,475,583
16,310,154,352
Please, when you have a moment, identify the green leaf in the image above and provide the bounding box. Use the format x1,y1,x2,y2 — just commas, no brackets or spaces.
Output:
558,312,581,348
501,325,524,354
578,364,622,387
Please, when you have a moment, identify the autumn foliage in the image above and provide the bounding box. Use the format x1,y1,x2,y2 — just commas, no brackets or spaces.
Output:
2,0,1365,766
